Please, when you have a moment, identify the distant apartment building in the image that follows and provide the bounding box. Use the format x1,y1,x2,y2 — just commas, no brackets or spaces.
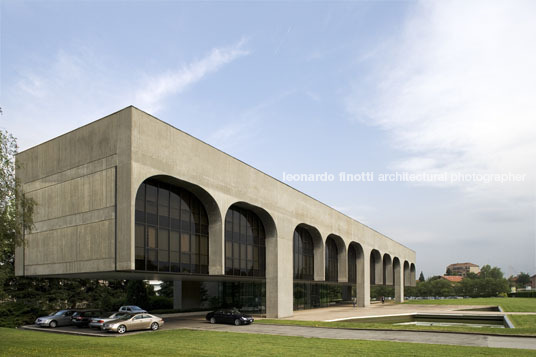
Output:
447,262,480,277
531,274,536,289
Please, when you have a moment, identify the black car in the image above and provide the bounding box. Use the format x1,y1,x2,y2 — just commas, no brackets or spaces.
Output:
71,310,107,327
205,309,254,326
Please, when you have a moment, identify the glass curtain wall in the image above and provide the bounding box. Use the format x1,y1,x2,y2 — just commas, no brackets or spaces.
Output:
325,237,339,282
224,206,266,277
135,179,209,274
293,226,314,280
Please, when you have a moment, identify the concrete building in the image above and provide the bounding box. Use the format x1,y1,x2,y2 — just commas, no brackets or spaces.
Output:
15,106,416,318
446,263,480,277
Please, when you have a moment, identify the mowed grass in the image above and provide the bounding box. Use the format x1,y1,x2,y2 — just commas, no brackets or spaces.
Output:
404,297,536,312
257,317,536,336
509,315,536,329
1,327,534,357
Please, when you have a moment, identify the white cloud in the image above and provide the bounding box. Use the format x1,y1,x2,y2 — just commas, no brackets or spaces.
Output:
346,0,536,275
348,0,536,200
135,39,250,113
1,40,249,151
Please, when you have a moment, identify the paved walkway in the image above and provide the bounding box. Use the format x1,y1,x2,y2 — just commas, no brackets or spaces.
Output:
284,302,536,321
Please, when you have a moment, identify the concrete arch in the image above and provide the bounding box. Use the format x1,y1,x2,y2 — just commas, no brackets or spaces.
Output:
225,201,278,243
393,257,404,303
294,223,324,281
134,174,223,275
383,253,393,286
410,263,416,287
370,249,383,285
326,234,347,283
404,260,410,287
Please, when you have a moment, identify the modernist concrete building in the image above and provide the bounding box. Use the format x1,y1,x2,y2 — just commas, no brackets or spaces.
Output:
15,106,416,318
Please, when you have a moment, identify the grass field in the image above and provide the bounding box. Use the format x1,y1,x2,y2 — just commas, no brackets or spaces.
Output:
1,327,534,357
404,297,536,312
257,316,536,336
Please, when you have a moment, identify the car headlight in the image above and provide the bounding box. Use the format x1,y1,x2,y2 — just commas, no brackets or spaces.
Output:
240,317,247,320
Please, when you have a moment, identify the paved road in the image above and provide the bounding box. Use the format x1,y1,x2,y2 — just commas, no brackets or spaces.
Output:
22,315,536,351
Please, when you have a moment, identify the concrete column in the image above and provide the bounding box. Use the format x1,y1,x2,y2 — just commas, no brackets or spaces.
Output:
394,261,404,303
357,248,370,307
173,280,182,310
265,222,293,318
208,222,225,275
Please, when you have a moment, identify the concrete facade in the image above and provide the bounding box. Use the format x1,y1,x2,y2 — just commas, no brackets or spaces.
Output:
15,106,416,318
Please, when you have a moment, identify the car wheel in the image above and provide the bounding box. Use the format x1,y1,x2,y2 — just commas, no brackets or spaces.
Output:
117,325,127,334
234,319,240,326
49,320,57,328
210,317,216,324
151,322,159,331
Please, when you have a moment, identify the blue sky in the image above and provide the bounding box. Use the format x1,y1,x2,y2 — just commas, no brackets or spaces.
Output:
1,0,535,278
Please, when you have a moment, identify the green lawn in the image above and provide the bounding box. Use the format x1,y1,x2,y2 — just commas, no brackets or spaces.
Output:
404,297,536,312
1,327,534,357
257,317,536,336
509,315,536,329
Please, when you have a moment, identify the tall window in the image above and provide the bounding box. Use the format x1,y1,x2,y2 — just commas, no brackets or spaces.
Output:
225,206,265,277
293,226,314,280
325,237,338,282
135,179,209,274
348,245,357,284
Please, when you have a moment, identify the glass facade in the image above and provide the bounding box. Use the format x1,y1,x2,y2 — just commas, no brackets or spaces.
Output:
293,282,347,310
325,236,338,282
348,245,357,284
293,226,314,280
135,179,209,274
225,206,266,277
219,282,265,314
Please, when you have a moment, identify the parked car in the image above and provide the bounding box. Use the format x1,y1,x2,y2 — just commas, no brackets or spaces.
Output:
71,310,107,328
35,310,78,328
205,309,254,326
102,313,164,334
89,312,133,330
118,305,147,313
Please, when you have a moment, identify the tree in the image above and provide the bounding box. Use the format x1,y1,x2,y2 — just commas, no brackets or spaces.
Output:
516,272,531,287
158,281,174,298
418,271,425,282
479,265,503,280
0,129,35,300
126,280,150,308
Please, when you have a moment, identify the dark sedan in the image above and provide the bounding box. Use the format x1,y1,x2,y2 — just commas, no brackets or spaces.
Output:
206,309,254,326
71,310,107,327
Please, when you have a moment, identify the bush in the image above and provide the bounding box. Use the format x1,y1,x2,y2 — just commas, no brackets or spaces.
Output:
148,295,173,310
0,302,44,328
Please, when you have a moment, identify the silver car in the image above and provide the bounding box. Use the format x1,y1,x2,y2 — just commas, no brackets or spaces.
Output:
89,312,132,330
102,313,164,334
35,310,77,328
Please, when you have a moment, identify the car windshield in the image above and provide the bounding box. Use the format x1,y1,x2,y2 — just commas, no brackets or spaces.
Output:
115,315,132,321
52,310,67,316
110,312,128,318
